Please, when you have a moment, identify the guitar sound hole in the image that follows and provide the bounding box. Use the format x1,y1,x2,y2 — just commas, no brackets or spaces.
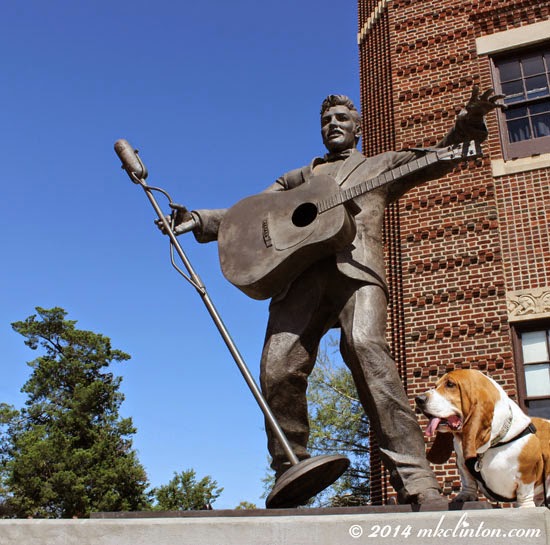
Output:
292,202,318,227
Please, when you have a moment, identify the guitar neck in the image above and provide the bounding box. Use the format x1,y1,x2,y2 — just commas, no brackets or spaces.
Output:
317,142,479,213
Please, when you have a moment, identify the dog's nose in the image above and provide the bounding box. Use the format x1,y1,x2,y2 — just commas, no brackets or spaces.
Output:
415,394,427,407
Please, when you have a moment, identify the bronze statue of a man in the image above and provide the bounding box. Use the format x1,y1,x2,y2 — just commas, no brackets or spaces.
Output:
170,87,502,504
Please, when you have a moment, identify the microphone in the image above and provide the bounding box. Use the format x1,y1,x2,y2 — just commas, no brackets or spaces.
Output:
114,139,148,180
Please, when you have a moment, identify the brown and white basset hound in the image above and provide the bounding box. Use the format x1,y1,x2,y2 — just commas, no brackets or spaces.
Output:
416,369,550,507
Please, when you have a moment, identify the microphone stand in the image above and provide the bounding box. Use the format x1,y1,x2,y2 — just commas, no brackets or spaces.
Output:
114,139,349,508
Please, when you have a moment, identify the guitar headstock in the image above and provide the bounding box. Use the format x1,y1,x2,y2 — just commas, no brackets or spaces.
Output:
436,140,483,162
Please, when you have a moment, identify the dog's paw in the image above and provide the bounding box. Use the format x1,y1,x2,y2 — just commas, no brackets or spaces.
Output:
453,491,478,503
517,497,537,508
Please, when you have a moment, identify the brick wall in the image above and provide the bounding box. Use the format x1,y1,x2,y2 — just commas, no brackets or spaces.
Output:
496,169,550,292
358,0,550,504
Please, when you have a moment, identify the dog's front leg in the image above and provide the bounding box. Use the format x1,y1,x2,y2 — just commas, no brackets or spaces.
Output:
453,439,478,503
515,481,537,508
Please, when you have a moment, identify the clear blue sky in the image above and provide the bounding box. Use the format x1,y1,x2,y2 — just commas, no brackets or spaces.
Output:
0,0,359,509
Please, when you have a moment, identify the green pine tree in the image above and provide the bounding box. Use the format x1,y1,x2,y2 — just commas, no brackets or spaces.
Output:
0,307,149,518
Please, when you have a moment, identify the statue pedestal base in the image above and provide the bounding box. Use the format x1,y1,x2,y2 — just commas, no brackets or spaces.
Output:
1,504,547,545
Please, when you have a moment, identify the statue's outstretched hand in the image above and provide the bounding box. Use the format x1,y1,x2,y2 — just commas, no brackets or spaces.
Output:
452,86,506,143
155,204,198,236
459,86,506,123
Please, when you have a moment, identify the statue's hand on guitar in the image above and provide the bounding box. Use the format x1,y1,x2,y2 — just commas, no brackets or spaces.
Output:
155,203,199,236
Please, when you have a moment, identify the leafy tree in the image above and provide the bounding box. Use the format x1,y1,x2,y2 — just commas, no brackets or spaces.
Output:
151,469,223,510
262,338,370,507
235,500,257,510
0,307,149,518
306,338,370,506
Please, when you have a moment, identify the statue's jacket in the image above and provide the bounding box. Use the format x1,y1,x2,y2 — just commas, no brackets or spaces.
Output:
192,121,484,295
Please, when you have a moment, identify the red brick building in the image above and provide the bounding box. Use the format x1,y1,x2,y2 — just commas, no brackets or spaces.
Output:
357,0,550,504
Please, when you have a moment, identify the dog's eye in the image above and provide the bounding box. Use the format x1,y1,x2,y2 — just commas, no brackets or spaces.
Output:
446,380,456,388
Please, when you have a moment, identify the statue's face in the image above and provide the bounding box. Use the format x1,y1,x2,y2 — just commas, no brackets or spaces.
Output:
321,105,359,153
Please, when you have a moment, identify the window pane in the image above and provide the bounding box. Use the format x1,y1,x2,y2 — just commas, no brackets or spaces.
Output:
502,80,525,103
522,53,545,77
532,112,550,138
522,330,550,363
497,58,522,81
531,101,550,114
508,117,532,142
526,398,550,419
505,105,528,120
525,364,550,396
525,74,549,99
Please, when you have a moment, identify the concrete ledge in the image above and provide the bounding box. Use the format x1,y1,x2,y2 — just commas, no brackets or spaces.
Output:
90,500,493,518
1,506,549,545
475,20,550,55
491,153,550,177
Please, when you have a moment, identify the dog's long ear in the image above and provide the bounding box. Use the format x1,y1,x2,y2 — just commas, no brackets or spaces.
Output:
460,374,498,460
427,432,454,464
462,403,494,460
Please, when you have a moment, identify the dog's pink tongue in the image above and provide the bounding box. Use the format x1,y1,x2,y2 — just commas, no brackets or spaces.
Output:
426,417,441,437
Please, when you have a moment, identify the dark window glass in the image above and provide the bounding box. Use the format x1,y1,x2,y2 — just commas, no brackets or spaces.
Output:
523,53,545,77
533,112,550,138
532,101,550,114
499,58,522,81
502,80,524,103
526,399,550,420
507,118,531,142
525,74,549,99
505,105,528,120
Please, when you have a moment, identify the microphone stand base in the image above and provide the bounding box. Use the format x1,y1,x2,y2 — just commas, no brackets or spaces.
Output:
265,454,350,509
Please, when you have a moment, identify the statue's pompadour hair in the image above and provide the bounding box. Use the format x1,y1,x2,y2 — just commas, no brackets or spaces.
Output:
320,95,361,128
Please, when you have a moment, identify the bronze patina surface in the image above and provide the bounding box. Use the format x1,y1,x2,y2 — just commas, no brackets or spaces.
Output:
161,88,504,508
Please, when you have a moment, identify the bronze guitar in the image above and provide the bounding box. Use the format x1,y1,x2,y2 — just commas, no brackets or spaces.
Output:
218,141,482,300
